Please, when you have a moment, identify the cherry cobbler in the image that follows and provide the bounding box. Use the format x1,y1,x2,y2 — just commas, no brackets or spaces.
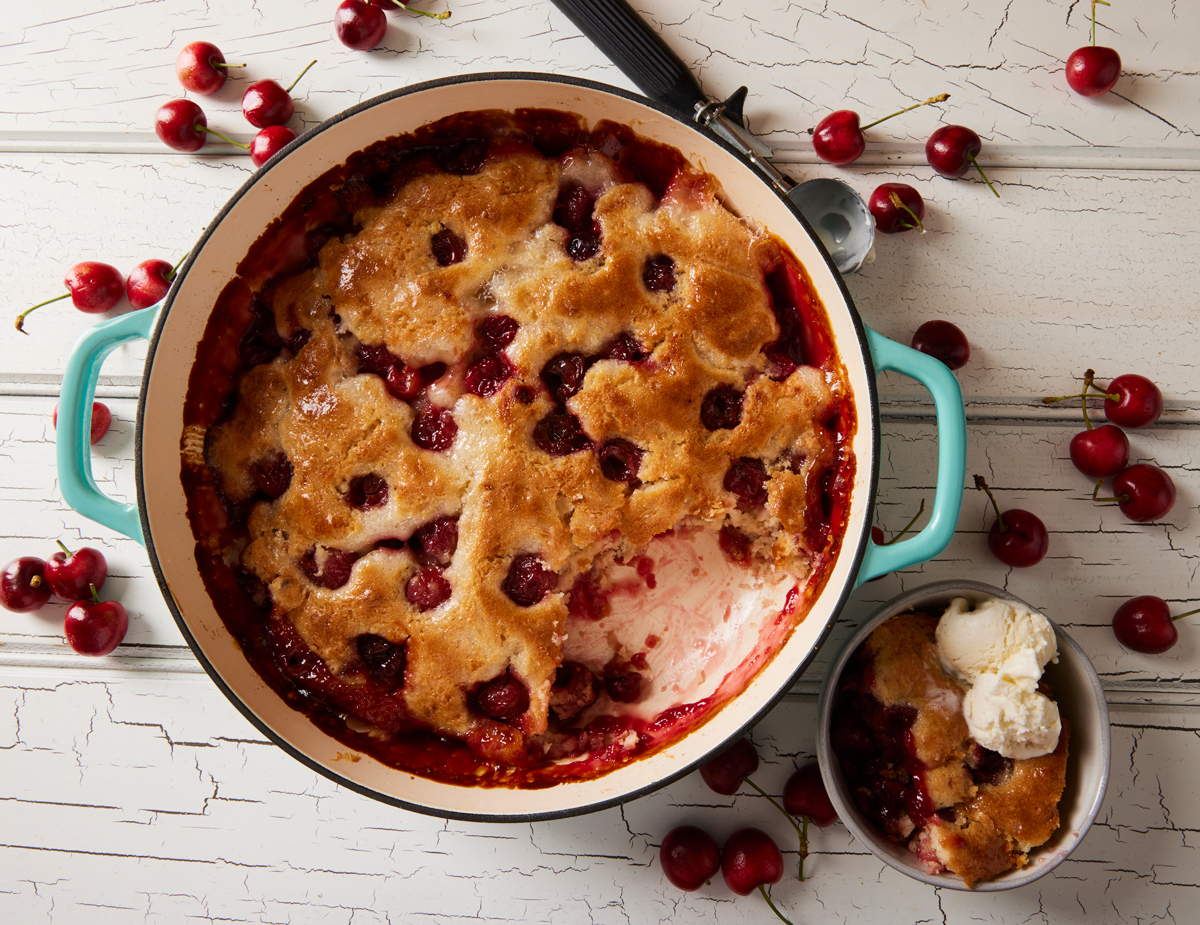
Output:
831,611,1069,887
181,109,855,787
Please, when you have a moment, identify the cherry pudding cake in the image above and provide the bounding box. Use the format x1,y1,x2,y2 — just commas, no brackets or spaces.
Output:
830,610,1069,887
182,108,856,787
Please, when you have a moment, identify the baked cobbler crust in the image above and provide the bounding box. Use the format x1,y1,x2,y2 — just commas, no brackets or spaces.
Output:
189,110,856,781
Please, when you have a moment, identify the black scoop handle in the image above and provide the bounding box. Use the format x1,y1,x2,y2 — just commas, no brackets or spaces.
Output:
549,0,707,117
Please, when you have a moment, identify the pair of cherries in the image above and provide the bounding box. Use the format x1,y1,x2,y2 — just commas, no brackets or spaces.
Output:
659,738,838,922
16,260,176,333
0,543,127,656
158,43,314,166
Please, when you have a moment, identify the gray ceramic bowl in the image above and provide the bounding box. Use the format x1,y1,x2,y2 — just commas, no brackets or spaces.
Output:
816,580,1110,890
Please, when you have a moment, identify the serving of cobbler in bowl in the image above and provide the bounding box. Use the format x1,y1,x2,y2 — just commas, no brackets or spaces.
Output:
817,581,1110,889
121,74,955,819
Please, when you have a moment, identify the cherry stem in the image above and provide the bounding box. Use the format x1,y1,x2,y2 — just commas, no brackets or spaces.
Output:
879,499,927,545
1042,369,1120,408
380,0,452,19
15,292,70,334
1171,607,1200,622
1090,0,1110,47
168,252,189,282
203,126,249,149
89,583,101,605
974,475,1007,533
285,60,317,95
757,885,796,925
969,154,1000,197
745,777,808,881
214,62,247,71
888,192,926,232
1092,478,1128,505
860,93,950,131
57,540,73,556
1080,369,1095,430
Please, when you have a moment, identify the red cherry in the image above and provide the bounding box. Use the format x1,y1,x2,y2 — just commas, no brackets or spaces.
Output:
473,671,530,722
811,110,865,165
926,125,980,178
66,262,124,313
721,828,783,896
126,259,174,310
1106,463,1176,522
1066,46,1121,96
250,125,298,167
64,587,128,656
660,825,721,892
869,183,925,233
1103,374,1163,428
155,99,209,152
335,0,388,50
699,736,759,795
926,125,999,196
242,80,294,128
53,401,113,445
1111,595,1190,654
43,542,108,601
911,320,969,370
176,41,242,95
782,762,838,827
1069,424,1129,478
1,557,52,612
503,553,558,606
975,476,1049,568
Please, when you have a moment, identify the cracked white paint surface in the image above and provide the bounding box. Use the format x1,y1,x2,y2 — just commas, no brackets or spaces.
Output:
1,1,1198,921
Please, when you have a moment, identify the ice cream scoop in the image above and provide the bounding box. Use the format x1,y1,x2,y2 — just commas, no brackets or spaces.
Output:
963,671,1062,760
936,596,1057,683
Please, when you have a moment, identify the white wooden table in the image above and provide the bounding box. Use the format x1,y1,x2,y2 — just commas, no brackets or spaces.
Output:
2,2,1198,921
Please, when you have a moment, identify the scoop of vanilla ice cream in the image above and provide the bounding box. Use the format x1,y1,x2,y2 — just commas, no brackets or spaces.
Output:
936,597,1057,683
962,670,1062,760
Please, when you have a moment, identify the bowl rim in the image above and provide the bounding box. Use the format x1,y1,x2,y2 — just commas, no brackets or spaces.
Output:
135,70,882,822
816,579,1111,890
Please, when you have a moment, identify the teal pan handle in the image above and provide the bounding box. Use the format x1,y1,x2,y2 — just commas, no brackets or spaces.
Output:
854,327,967,586
56,307,159,545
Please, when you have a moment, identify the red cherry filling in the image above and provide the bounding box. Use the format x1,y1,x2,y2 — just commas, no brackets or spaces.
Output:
541,353,589,402
566,572,609,621
533,410,593,456
405,565,451,610
385,364,423,400
473,670,530,722
356,633,407,687
410,516,458,566
503,553,558,606
554,183,597,233
439,138,487,176
431,227,467,266
554,183,602,261
411,403,457,451
700,384,743,431
357,342,405,377
464,353,514,397
599,332,646,363
598,438,643,484
251,451,293,499
965,744,1012,787
603,661,643,703
724,457,769,508
762,263,833,378
345,473,388,510
478,314,519,350
718,524,753,566
550,661,599,722
642,254,676,292
299,547,356,589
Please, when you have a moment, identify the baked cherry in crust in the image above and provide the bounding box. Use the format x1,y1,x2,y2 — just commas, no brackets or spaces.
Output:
503,554,557,606
406,566,451,610
473,671,530,722
701,385,743,431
